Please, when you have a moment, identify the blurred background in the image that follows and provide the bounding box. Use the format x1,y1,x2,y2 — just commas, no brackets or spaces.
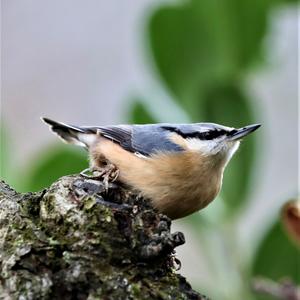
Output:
1,1,299,299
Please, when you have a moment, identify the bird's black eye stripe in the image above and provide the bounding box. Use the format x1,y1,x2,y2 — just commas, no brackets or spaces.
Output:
197,130,226,140
227,129,238,136
162,126,226,140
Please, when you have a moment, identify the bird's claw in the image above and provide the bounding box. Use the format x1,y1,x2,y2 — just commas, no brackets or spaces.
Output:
101,165,120,191
80,165,120,191
80,168,102,179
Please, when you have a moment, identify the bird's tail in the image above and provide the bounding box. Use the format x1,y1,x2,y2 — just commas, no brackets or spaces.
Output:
41,117,97,148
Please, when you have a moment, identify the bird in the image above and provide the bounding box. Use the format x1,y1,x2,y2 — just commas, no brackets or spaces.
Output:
42,117,260,219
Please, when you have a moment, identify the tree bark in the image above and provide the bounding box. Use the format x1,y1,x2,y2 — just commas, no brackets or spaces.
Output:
0,175,208,300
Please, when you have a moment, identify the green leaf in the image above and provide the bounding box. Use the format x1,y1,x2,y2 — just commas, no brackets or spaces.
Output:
128,100,157,124
148,0,293,103
148,0,274,114
251,221,300,300
22,145,88,192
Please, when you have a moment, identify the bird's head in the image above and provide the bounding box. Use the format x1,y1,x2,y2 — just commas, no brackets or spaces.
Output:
174,123,261,166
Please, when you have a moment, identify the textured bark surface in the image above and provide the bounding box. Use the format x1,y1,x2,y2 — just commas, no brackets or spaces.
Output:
0,176,208,300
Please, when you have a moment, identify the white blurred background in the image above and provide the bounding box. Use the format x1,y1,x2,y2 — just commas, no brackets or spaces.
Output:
1,0,298,295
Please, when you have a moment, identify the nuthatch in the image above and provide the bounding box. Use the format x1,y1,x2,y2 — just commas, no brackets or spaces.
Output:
42,118,260,219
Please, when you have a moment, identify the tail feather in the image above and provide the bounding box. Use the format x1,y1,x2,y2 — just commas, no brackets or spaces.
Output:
41,117,96,148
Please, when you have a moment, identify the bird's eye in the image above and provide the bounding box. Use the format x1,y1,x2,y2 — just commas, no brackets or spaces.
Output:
201,132,212,139
199,130,225,140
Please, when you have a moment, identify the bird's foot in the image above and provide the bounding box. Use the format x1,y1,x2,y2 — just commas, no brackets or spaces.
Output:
80,168,102,179
101,164,120,191
80,164,120,191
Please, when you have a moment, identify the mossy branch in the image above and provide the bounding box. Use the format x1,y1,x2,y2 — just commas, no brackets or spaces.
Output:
0,175,208,300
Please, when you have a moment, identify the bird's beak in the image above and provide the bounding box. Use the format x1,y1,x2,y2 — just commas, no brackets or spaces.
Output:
227,124,261,141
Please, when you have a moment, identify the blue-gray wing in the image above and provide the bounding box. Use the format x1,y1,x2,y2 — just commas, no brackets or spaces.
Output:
96,124,184,156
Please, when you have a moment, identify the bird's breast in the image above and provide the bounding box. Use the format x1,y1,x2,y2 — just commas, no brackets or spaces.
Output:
141,151,222,219
90,140,223,219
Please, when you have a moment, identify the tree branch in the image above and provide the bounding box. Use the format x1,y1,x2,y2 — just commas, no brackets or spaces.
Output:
0,175,208,299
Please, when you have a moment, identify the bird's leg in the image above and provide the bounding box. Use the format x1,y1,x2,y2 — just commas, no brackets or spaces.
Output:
80,162,120,190
101,162,120,190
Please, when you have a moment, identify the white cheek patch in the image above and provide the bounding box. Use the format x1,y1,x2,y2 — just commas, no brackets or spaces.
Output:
186,138,240,164
186,138,219,155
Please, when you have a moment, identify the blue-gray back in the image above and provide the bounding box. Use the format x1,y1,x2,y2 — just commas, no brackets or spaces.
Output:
93,122,229,156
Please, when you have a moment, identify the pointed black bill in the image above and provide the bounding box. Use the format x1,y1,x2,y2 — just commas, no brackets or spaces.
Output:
227,124,261,141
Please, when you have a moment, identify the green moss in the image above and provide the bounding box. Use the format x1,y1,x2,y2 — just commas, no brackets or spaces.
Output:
83,196,97,210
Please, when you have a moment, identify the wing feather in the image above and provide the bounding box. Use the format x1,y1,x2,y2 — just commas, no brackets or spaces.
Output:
97,125,184,156
97,126,133,153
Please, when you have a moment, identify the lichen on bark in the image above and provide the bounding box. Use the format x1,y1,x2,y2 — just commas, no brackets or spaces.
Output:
0,176,208,300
